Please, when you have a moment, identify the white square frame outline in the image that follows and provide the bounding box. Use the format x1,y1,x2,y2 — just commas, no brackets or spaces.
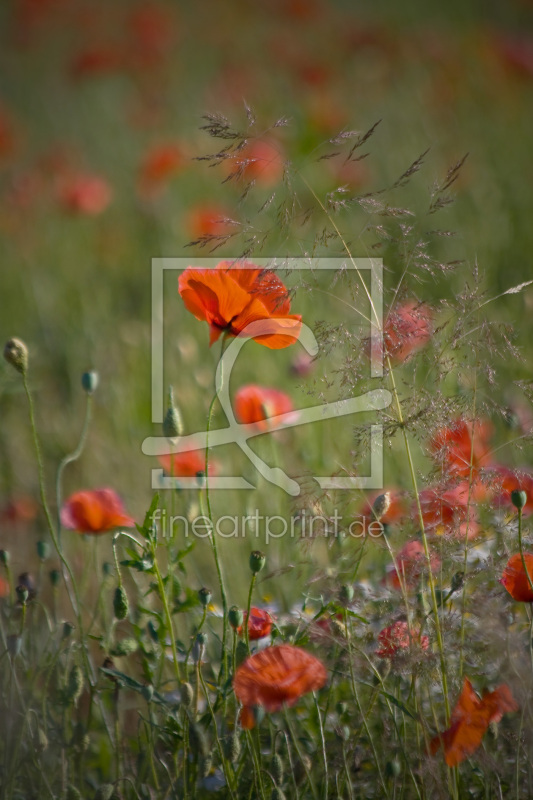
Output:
143,258,388,492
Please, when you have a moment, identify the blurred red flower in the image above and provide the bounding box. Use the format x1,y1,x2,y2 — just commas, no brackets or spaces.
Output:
138,143,183,195
185,205,236,241
500,553,533,602
360,489,408,527
376,301,433,364
385,539,440,591
158,448,215,479
178,262,301,349
489,466,533,516
61,489,134,534
376,621,429,658
430,418,493,480
0,577,9,599
418,483,481,539
229,140,284,186
70,47,125,79
59,173,112,215
234,385,294,432
234,644,327,728
1,495,38,524
430,678,518,766
237,607,273,640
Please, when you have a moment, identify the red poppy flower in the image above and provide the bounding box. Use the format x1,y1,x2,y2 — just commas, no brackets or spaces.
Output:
371,301,433,364
489,466,533,516
418,483,481,539
158,448,216,479
178,262,301,349
59,173,112,215
430,678,518,766
234,385,294,432
237,607,273,640
138,143,183,194
229,140,284,186
234,645,327,729
61,489,135,534
0,576,9,599
500,553,533,602
376,621,429,658
385,539,440,591
430,418,493,480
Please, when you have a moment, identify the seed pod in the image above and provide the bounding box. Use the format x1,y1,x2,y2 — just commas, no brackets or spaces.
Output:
81,370,99,394
113,585,129,620
4,337,28,374
249,551,266,574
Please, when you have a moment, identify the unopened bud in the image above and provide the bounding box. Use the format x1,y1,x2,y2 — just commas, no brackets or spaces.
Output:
113,585,129,620
198,587,212,607
66,664,84,705
180,682,194,707
225,733,241,763
385,758,401,778
81,370,99,394
163,387,183,438
93,784,114,800
511,490,528,510
49,569,61,587
451,571,465,593
4,338,28,374
36,540,50,561
249,550,266,575
141,683,154,702
270,753,284,784
339,584,354,605
229,605,244,630
35,726,48,752
63,621,75,639
336,701,348,716
372,492,391,521
16,584,29,605
0,549,10,566
66,787,82,800
271,788,287,800
7,634,21,658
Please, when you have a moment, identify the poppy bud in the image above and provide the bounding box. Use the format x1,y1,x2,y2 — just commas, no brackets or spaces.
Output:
196,631,208,647
451,571,465,593
102,562,114,578
113,585,129,620
0,549,10,566
250,550,266,574
141,683,154,702
71,723,90,753
81,370,99,394
294,754,312,785
16,584,29,605
163,387,183,438
270,753,284,784
335,725,351,742
372,492,390,521
511,490,528,510
201,754,213,778
36,540,50,561
180,682,194,707
339,584,354,605
66,787,82,800
198,587,212,607
111,637,138,657
4,337,28,374
271,789,287,800
66,664,84,705
49,569,61,587
385,759,401,778
63,621,75,639
229,605,244,629
93,784,114,800
336,701,348,717
225,733,241,763
7,634,21,658
35,726,49,752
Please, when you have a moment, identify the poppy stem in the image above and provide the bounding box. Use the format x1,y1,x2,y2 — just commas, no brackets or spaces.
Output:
245,574,256,654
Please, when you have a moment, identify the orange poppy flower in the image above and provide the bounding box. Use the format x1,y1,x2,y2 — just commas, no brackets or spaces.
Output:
430,418,493,480
234,385,294,431
237,607,273,640
376,621,429,658
61,489,134,534
430,678,518,766
500,553,533,602
59,173,112,215
158,448,216,479
234,644,327,728
178,262,301,349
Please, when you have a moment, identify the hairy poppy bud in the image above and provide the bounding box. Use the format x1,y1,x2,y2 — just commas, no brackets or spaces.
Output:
66,787,82,800
49,569,61,587
63,621,75,639
0,549,10,566
163,387,183,438
225,733,241,763
451,571,465,593
36,726,48,752
249,550,266,574
111,637,138,657
180,682,194,707
141,683,154,702
113,585,129,620
198,587,212,607
372,492,390,521
336,701,348,716
81,370,99,394
385,759,401,778
16,584,29,605
67,664,84,705
201,754,213,778
339,584,354,605
4,338,28,374
511,490,527,510
93,784,114,800
270,753,284,784
229,605,244,630
36,540,50,561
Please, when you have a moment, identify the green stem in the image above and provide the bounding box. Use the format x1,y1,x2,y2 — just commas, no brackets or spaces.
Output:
245,574,256,654
56,393,93,547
